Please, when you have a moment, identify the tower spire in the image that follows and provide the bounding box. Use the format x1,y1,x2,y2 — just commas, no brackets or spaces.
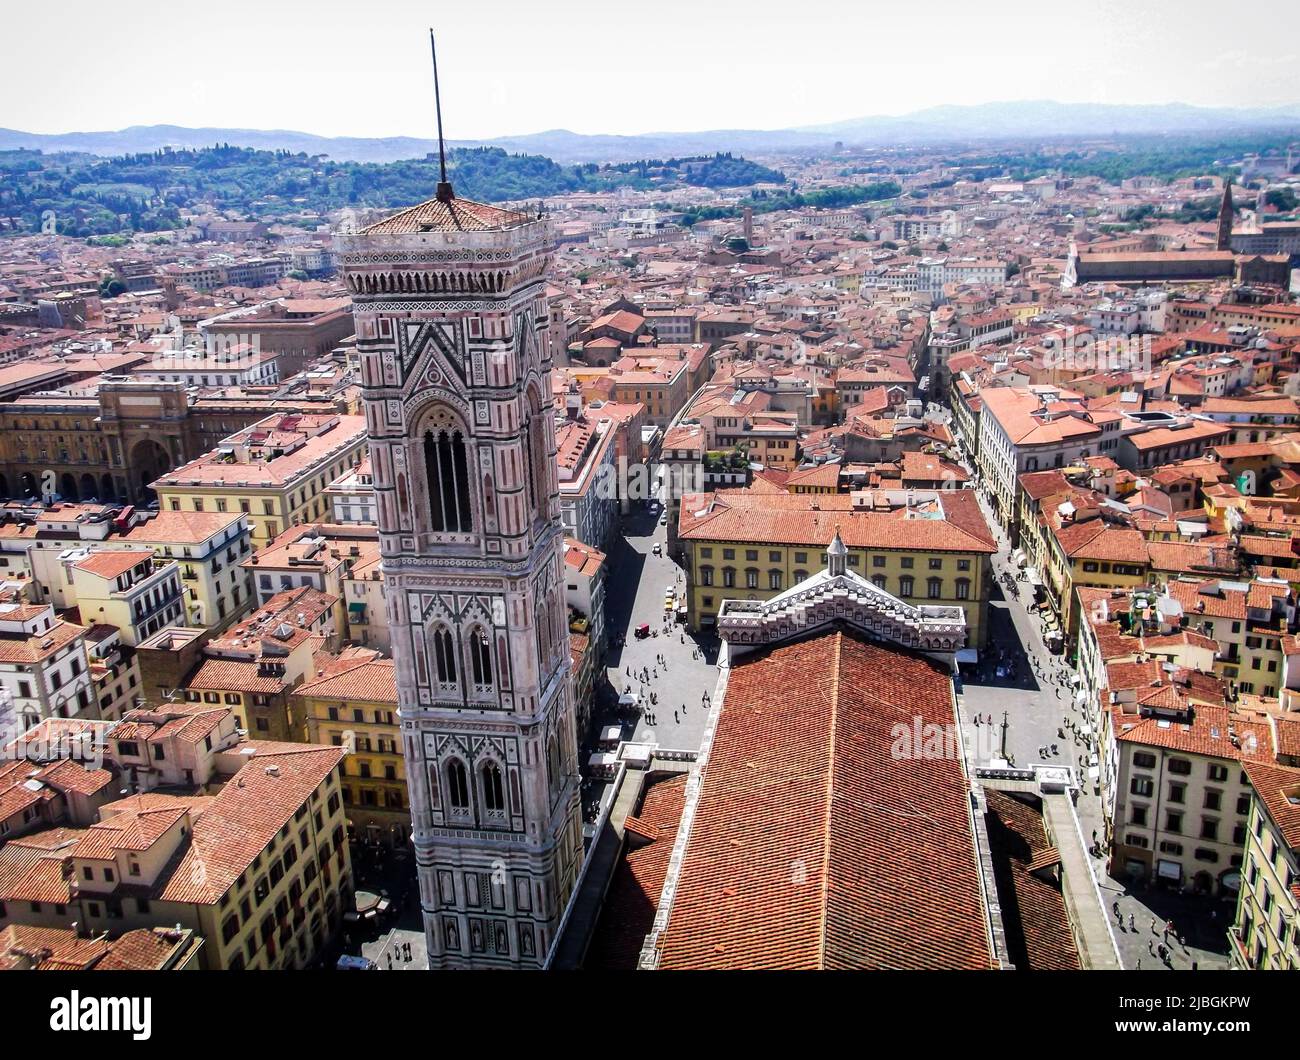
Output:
430,29,454,204
827,523,847,577
1216,175,1233,252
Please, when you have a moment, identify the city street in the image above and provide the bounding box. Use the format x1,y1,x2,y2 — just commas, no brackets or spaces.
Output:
595,487,723,755
962,478,1230,969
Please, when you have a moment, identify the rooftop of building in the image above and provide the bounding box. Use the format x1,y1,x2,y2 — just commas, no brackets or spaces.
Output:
652,627,992,970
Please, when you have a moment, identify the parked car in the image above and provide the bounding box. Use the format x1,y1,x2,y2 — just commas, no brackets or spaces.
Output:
652,543,662,556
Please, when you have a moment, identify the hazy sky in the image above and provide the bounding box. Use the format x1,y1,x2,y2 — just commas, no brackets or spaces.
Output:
4,0,1297,138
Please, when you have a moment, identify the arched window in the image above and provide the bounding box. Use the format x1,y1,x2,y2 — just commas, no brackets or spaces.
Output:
536,597,553,675
433,627,456,683
526,413,550,520
470,627,493,687
446,759,470,810
548,736,562,793
423,427,473,533
481,762,505,814
794,569,809,582
769,570,783,590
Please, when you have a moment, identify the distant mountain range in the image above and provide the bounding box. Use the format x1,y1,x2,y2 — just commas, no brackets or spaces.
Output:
4,101,1300,164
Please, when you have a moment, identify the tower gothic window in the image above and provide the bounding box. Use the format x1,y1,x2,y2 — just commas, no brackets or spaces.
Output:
446,759,470,810
482,762,505,815
470,628,493,688
423,428,473,533
527,415,549,520
433,627,456,684
548,737,562,795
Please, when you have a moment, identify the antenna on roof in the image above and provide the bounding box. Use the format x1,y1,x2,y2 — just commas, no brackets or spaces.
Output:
430,29,454,204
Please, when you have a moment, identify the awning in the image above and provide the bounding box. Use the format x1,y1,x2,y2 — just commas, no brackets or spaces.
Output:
1157,859,1183,881
1024,566,1042,586
348,601,367,614
956,648,980,664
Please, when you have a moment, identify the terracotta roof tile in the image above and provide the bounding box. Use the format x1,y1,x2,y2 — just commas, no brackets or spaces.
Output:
656,630,991,970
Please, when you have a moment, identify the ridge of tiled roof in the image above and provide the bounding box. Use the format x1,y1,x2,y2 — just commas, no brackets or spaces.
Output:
361,195,534,235
656,629,991,970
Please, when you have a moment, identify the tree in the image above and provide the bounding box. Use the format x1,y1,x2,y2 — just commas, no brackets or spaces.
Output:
1265,187,1299,213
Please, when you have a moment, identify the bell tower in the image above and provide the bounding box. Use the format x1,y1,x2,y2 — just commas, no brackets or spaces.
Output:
1216,177,1234,252
334,35,581,968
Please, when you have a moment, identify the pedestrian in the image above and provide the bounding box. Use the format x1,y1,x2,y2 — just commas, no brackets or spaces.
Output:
1148,939,1155,956
1151,917,1158,934
1112,899,1121,918
1129,913,1135,932
674,710,679,723
1164,919,1173,942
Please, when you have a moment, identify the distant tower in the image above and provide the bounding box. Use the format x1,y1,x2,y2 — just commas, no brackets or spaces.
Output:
742,206,754,246
1216,178,1234,252
334,32,582,969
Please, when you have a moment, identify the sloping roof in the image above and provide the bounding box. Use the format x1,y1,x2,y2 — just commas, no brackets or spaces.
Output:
679,488,996,553
361,195,533,235
655,629,992,970
295,657,397,704
983,790,1080,971
586,774,688,970
158,744,344,904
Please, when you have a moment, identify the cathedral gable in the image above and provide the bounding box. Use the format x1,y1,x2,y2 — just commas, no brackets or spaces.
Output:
400,320,468,396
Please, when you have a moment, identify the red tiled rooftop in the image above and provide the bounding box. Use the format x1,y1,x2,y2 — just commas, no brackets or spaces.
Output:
362,195,534,235
655,629,992,970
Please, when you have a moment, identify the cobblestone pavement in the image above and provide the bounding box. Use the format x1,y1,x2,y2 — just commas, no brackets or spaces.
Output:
594,493,724,755
963,478,1230,970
